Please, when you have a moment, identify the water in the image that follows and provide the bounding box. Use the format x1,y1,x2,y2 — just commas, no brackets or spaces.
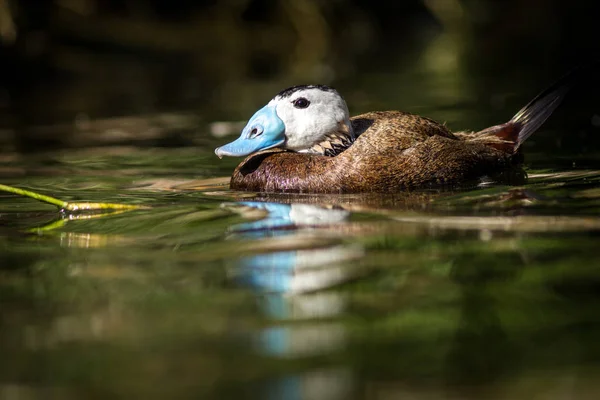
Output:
2,134,600,399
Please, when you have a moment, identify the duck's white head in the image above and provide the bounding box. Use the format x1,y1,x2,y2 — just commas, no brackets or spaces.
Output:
215,85,354,158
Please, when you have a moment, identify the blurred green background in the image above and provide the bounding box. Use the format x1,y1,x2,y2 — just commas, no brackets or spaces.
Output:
1,0,599,158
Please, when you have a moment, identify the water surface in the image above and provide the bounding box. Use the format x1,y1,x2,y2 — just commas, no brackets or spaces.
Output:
2,137,600,399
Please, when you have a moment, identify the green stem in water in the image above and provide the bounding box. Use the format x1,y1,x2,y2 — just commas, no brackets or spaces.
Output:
0,183,67,208
0,184,144,211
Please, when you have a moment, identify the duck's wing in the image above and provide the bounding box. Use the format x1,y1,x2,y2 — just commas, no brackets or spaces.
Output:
351,111,456,138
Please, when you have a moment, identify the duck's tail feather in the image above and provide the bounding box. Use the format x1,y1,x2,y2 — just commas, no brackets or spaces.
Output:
477,61,597,153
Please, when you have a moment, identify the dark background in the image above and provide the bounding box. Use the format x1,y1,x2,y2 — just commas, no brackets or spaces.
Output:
0,0,599,161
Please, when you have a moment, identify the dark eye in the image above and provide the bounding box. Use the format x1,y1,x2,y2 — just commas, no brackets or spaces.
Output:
293,97,310,109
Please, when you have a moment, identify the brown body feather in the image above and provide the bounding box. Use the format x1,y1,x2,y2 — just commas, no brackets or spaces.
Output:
231,111,517,193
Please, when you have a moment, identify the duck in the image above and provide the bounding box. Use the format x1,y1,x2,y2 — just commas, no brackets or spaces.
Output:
215,70,576,193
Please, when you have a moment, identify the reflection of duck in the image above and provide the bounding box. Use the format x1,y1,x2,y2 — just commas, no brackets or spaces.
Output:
224,203,353,374
216,69,576,193
226,202,363,294
232,201,350,232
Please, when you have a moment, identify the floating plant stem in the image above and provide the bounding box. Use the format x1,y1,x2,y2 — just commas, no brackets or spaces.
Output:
0,184,145,211
0,183,67,208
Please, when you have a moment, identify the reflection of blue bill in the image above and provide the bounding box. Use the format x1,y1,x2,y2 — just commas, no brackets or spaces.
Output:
231,202,350,232
228,201,362,294
239,251,297,292
237,245,364,294
232,202,294,232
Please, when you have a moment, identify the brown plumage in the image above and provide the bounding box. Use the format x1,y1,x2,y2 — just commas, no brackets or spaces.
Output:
224,65,585,193
231,112,518,193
